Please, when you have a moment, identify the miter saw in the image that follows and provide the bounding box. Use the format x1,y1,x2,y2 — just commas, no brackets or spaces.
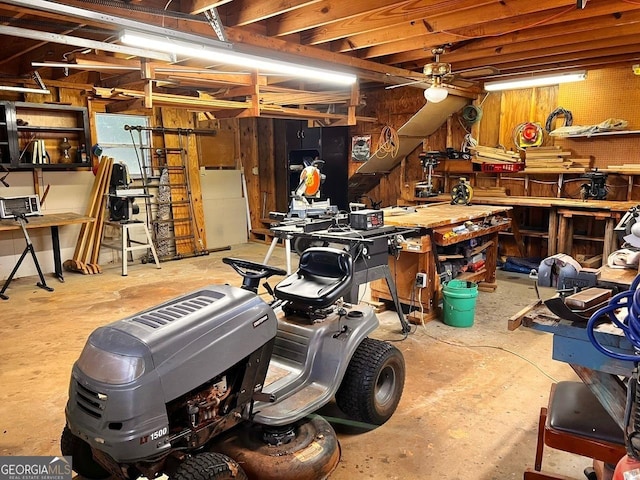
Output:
287,159,338,219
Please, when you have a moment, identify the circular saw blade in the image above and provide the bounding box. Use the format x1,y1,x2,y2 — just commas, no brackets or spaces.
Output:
300,166,321,196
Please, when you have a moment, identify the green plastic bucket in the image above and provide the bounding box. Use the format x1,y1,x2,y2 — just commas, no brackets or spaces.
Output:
442,279,478,328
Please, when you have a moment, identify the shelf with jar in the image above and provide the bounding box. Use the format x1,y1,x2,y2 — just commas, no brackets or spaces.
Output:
0,101,91,169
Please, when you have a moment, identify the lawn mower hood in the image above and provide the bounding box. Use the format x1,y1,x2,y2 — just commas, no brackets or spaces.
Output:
65,284,277,463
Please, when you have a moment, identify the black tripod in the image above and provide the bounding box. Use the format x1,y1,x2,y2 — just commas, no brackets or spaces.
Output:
0,214,53,300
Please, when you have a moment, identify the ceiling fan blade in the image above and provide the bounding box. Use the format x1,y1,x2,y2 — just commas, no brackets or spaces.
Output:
385,79,425,90
454,66,501,78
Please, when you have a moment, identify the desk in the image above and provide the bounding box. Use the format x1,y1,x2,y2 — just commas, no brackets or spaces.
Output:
0,212,93,281
373,203,512,321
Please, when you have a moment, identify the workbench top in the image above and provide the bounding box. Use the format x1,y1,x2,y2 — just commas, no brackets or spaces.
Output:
414,195,638,212
383,203,511,229
0,212,93,231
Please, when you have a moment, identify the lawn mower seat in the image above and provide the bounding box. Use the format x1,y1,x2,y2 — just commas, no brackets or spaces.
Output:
274,247,353,310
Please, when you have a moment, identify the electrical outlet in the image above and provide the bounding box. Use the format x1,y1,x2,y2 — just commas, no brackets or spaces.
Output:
415,272,427,288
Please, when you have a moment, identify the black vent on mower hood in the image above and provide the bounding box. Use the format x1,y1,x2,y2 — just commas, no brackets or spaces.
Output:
130,292,223,329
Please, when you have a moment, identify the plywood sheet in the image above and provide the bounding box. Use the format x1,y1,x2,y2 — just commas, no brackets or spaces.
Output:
356,95,468,174
200,170,247,248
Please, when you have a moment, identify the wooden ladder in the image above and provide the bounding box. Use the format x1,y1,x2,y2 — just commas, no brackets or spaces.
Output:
126,112,213,260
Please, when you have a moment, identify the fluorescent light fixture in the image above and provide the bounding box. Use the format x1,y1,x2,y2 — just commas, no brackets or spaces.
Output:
484,71,587,91
120,30,357,86
0,85,50,94
0,25,172,62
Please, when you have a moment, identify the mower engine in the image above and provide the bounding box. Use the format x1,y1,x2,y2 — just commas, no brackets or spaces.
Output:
64,285,277,479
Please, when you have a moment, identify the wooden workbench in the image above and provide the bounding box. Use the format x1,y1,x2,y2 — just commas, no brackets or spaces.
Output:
414,195,637,261
371,203,512,322
414,194,637,211
0,212,93,281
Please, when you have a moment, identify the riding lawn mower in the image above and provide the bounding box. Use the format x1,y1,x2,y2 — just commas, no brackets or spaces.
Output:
61,247,405,480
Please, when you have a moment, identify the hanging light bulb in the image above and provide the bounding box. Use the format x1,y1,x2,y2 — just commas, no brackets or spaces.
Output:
424,76,448,103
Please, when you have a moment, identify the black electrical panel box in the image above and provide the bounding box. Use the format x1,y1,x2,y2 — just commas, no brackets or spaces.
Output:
350,209,384,230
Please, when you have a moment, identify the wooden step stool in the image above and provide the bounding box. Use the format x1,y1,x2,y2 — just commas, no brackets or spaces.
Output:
102,220,161,276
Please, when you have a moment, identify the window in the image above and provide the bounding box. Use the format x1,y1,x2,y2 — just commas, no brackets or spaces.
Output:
95,113,150,176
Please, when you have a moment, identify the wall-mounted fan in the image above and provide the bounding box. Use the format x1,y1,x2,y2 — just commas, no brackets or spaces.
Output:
386,46,499,103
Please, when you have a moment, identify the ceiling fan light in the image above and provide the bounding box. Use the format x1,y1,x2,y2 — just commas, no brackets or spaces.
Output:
424,85,448,103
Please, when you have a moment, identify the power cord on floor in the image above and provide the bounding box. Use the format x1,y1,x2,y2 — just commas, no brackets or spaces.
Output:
419,331,559,382
382,323,416,343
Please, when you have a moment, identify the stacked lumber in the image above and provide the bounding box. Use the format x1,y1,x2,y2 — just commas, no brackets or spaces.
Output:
605,164,640,174
63,157,114,274
470,145,521,164
523,147,591,172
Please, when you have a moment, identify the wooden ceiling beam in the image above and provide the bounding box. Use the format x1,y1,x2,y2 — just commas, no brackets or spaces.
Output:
71,54,141,67
356,3,640,65
304,0,575,46
51,0,437,86
480,55,640,78
442,24,640,66
456,44,640,77
304,0,488,46
183,0,233,15
218,0,322,27
446,34,640,71
376,3,640,66
265,0,409,37
447,8,640,55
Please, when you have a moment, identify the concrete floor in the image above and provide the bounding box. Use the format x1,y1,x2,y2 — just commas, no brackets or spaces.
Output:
0,242,592,479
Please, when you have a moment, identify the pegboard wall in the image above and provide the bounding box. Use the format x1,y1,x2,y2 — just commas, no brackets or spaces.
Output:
558,66,640,129
555,66,640,169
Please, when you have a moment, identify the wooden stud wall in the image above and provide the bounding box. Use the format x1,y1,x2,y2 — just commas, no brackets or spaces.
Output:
239,118,262,234
257,118,277,220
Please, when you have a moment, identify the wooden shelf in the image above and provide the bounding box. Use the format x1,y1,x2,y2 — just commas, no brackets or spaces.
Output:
1,101,91,169
433,220,511,246
457,270,487,282
500,228,548,238
555,130,640,138
14,162,90,170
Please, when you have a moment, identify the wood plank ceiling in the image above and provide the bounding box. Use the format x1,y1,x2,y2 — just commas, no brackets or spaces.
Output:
0,0,638,123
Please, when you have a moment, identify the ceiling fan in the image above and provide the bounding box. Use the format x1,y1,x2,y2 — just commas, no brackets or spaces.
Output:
386,46,498,103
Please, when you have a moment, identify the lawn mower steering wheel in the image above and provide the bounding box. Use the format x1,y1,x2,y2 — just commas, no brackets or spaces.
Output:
223,257,287,281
